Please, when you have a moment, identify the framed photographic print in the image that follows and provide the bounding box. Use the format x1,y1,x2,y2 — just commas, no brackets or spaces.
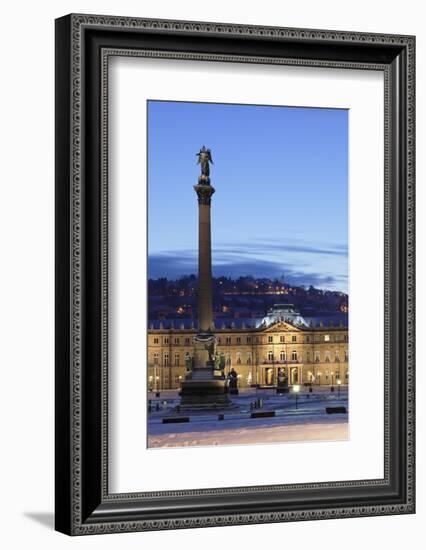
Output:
55,14,415,535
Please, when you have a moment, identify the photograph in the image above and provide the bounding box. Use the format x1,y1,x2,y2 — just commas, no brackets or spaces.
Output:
146,100,349,449
53,10,415,537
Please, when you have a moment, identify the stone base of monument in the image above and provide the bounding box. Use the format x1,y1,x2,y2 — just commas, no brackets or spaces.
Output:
179,368,236,410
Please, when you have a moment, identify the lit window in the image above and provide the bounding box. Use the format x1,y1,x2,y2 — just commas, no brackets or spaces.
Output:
324,334,330,342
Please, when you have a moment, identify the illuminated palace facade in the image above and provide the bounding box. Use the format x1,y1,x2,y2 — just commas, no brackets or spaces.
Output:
147,304,349,391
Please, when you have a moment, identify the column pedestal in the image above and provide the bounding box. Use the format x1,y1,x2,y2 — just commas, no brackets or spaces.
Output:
180,334,232,410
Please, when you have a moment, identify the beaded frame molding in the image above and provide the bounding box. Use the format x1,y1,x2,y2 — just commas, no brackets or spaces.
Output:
55,14,415,535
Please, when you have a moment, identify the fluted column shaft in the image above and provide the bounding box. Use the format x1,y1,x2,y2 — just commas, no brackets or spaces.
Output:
194,184,215,333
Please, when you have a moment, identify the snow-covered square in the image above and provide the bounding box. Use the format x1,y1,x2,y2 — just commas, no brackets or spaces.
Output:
147,386,348,449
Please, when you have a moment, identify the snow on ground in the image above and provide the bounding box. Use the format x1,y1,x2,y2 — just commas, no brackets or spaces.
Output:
148,418,348,448
148,386,349,449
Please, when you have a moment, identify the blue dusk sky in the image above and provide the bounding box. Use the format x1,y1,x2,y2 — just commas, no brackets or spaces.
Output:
147,100,348,293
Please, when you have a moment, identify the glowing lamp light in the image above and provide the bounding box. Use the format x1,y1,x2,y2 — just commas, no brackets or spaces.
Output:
293,384,300,409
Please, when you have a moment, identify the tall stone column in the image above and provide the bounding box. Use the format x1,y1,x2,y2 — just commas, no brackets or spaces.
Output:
194,183,215,333
179,147,231,410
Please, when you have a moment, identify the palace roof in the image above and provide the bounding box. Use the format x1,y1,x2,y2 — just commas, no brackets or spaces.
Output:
148,311,348,331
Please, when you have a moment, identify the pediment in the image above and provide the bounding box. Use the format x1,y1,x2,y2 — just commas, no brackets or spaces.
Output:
261,320,303,333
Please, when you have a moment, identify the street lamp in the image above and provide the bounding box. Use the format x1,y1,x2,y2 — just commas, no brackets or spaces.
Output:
293,384,300,409
337,379,342,399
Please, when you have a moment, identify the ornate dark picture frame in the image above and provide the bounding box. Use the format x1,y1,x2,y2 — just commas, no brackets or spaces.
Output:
55,13,415,535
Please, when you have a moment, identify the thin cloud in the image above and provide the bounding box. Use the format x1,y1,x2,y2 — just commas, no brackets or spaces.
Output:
148,249,347,291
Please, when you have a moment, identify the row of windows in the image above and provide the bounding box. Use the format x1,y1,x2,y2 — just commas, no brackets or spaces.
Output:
151,350,349,366
151,333,348,346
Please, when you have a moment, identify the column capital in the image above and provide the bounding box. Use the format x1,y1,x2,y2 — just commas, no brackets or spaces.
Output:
194,184,215,205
